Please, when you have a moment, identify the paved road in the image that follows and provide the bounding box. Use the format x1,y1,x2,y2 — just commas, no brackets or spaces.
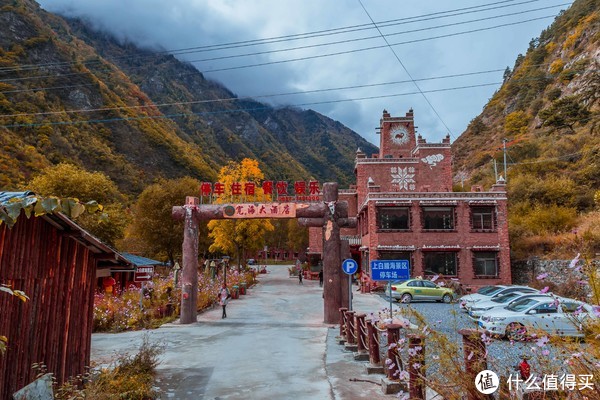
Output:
91,265,392,399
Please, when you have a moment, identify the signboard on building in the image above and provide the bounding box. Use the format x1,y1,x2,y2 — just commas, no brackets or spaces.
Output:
370,260,410,281
134,266,154,282
223,203,297,219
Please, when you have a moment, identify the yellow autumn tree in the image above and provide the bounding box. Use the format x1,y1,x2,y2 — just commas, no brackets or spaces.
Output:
208,159,274,267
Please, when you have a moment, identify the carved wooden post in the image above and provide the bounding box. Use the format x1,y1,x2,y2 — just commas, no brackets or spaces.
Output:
355,313,367,354
367,319,380,365
344,310,356,345
459,329,491,400
339,307,348,340
386,324,402,381
323,182,341,324
180,196,199,324
341,239,350,309
408,335,425,399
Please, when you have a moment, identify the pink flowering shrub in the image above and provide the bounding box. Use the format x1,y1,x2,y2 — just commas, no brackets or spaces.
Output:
93,270,256,332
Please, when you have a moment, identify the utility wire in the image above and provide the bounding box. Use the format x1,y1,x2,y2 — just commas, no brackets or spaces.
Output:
0,81,507,129
358,0,454,138
0,6,564,84
0,0,552,73
4,66,592,118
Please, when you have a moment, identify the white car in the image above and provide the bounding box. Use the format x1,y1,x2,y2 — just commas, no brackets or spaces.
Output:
467,291,542,320
478,295,596,340
460,285,537,310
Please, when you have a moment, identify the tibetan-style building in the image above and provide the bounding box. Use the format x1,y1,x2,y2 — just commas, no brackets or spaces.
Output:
308,109,511,289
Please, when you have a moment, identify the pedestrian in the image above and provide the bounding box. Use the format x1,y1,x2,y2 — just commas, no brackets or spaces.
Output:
298,269,303,284
217,284,231,319
517,354,531,380
318,269,323,287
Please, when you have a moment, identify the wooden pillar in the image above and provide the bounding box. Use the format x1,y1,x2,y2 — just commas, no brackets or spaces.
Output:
180,197,199,324
459,329,492,400
408,335,425,400
366,319,380,365
323,182,341,324
385,324,402,380
341,239,350,309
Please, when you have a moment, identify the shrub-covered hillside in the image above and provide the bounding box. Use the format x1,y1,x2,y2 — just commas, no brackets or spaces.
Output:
452,0,600,260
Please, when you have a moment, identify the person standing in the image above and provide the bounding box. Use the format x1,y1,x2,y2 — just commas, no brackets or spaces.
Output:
217,284,231,319
318,269,323,287
296,259,303,284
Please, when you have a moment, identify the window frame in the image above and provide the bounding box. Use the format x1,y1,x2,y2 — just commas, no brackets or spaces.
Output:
376,206,411,231
473,251,499,278
421,206,455,231
423,251,458,276
470,206,496,231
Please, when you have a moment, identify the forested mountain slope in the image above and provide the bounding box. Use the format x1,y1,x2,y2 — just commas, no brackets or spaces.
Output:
0,0,377,194
452,0,600,259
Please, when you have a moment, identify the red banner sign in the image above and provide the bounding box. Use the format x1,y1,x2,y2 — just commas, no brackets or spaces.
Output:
222,203,297,219
199,180,320,203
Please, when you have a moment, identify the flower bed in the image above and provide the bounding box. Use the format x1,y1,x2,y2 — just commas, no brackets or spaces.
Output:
93,269,256,332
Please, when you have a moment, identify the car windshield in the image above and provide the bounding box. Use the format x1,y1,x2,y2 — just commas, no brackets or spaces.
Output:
506,298,540,312
491,292,522,304
476,286,496,295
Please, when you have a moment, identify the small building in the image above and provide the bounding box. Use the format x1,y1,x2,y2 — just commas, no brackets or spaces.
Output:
0,192,132,398
308,109,510,289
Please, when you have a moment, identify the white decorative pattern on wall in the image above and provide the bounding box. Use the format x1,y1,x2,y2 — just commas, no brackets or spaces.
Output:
391,166,415,191
421,154,444,168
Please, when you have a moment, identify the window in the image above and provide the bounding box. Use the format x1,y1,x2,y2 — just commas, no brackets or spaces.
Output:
377,207,410,230
422,281,437,288
533,303,558,314
471,206,495,230
422,207,454,230
473,252,498,277
407,281,422,287
423,252,457,276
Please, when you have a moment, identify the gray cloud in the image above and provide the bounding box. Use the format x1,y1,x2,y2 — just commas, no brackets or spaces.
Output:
39,0,571,146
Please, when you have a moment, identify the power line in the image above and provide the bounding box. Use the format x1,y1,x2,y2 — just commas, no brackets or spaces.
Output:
358,0,454,138
191,15,558,75
0,4,566,85
0,81,507,129
0,68,506,115
2,65,596,119
0,0,553,74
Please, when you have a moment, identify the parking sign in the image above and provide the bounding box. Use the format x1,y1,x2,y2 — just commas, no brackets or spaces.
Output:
342,259,358,275
369,260,409,281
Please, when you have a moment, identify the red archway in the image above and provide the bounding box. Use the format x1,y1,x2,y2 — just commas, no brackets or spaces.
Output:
172,182,356,324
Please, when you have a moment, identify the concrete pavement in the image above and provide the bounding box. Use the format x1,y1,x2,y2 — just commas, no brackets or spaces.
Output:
91,265,395,399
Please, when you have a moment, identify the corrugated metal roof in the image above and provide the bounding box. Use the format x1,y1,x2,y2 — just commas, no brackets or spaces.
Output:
121,252,165,267
0,191,35,204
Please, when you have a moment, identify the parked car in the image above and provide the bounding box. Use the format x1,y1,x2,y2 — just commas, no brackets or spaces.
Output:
478,295,597,340
467,291,546,320
460,285,537,310
386,278,454,303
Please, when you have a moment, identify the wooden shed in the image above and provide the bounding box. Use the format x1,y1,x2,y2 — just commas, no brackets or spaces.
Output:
0,192,132,398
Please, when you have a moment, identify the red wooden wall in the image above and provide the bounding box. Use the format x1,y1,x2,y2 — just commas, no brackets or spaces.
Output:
0,215,97,398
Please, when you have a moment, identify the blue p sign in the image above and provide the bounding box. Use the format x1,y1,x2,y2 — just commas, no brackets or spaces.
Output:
342,259,358,275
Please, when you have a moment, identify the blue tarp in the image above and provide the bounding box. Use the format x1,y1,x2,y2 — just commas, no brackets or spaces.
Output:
0,191,35,205
121,252,165,267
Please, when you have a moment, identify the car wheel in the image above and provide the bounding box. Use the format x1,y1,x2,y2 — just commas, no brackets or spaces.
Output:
505,322,526,341
442,294,452,303
400,293,412,304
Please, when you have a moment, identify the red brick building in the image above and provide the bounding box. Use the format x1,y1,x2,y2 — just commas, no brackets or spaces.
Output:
308,109,511,289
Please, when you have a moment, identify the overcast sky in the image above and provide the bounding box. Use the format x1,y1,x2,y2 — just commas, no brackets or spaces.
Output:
38,0,572,146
